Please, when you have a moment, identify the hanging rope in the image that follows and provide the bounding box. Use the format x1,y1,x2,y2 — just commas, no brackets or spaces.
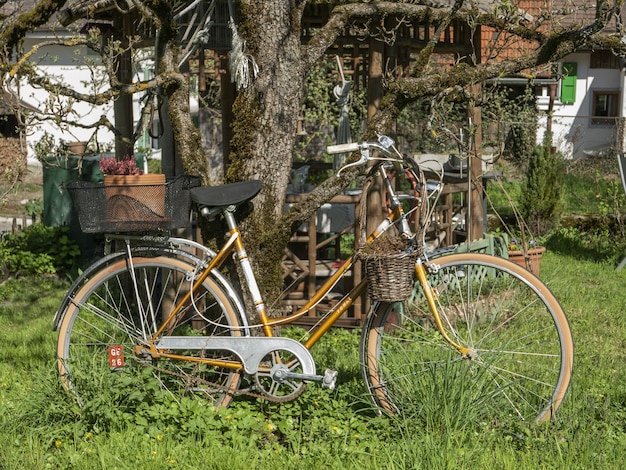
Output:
228,0,258,90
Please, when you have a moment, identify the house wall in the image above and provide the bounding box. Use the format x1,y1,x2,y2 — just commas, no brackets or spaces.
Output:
17,33,153,164
537,52,623,159
19,36,111,161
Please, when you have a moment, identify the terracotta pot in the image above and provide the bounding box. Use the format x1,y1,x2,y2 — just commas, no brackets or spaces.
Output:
104,174,166,220
507,246,546,275
68,141,88,155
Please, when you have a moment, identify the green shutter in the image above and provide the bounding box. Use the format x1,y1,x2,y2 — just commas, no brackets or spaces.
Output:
560,63,577,104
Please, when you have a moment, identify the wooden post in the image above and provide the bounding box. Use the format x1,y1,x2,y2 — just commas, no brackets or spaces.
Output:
366,38,385,236
220,53,235,172
468,84,485,241
113,13,134,159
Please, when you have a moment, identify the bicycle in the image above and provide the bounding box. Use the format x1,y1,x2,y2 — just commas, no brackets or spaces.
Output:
55,136,573,423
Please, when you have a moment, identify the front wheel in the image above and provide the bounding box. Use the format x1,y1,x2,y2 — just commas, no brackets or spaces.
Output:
361,252,573,423
56,255,244,408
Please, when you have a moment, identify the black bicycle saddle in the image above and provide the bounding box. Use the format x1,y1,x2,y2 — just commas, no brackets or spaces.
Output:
190,180,262,208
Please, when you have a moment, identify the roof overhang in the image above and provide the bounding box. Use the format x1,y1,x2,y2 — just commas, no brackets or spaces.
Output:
486,77,558,86
0,91,39,115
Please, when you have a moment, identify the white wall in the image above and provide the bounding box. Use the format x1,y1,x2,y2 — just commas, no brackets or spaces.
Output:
538,52,622,159
16,33,151,163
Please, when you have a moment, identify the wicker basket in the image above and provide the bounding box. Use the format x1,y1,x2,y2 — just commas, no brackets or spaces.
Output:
66,175,201,233
360,249,420,302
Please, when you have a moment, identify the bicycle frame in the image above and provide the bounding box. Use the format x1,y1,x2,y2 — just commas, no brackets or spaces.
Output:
148,159,470,365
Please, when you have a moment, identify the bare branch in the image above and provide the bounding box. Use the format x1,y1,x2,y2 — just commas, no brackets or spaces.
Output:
0,0,68,52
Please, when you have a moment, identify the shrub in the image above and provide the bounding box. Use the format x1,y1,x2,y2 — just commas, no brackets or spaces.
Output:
0,247,56,277
520,133,565,235
0,224,80,278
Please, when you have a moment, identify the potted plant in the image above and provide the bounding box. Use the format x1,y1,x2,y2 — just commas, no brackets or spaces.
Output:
100,155,166,219
99,153,146,177
507,237,546,275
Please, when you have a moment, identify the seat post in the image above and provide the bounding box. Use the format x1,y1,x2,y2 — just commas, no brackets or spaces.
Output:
223,206,239,232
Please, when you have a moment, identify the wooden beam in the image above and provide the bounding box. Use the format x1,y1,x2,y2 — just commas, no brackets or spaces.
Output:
113,13,134,158
468,83,485,241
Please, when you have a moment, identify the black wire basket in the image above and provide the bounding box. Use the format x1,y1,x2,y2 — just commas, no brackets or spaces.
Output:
66,175,201,233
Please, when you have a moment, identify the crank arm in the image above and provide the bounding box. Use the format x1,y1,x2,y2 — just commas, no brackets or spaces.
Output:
272,368,338,390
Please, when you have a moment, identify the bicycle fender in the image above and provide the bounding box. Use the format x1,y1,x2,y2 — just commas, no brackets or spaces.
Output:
52,250,125,331
52,248,249,333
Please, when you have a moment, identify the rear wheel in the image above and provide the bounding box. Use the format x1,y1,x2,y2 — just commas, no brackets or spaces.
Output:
362,252,573,423
56,255,243,407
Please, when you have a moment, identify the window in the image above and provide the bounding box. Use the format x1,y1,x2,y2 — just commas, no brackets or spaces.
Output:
560,63,577,104
591,91,620,126
590,50,619,69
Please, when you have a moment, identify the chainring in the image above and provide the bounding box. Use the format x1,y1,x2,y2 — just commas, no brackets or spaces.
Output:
253,350,307,401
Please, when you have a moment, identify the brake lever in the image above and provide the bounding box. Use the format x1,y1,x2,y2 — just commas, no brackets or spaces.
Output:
337,153,369,176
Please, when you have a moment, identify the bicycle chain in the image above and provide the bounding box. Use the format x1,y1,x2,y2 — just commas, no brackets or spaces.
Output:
142,358,307,403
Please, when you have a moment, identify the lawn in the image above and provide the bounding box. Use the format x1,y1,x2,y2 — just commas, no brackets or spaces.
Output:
2,154,626,468
2,228,626,469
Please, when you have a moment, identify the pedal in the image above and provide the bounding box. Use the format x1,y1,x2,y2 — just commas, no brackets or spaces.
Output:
321,369,338,390
271,368,338,390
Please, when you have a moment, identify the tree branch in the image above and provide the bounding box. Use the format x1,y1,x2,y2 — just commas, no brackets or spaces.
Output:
0,0,68,52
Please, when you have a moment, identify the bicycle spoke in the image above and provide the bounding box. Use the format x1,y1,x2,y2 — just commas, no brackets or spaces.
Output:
57,256,243,407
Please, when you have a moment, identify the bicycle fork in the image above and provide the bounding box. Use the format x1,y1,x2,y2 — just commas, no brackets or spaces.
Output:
415,260,475,359
374,173,475,360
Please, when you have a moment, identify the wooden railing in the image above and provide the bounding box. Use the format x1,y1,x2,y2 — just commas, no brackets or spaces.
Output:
0,215,37,234
282,192,364,327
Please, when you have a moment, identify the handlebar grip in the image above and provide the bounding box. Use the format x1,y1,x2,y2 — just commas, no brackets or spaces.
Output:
326,142,360,154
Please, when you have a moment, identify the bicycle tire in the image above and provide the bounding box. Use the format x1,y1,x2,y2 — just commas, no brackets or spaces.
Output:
56,255,244,407
361,252,573,423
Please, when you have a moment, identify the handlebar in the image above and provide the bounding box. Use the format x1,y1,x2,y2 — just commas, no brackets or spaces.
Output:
325,134,435,242
326,135,403,175
326,142,360,155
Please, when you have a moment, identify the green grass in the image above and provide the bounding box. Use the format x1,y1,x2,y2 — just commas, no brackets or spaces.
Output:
2,229,626,468
3,153,626,467
487,155,626,217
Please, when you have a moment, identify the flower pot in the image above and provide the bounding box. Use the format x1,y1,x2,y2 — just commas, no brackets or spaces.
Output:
103,174,166,220
68,141,88,155
507,246,546,275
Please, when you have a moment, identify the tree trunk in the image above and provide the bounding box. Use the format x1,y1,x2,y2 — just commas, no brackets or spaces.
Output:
227,0,307,306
